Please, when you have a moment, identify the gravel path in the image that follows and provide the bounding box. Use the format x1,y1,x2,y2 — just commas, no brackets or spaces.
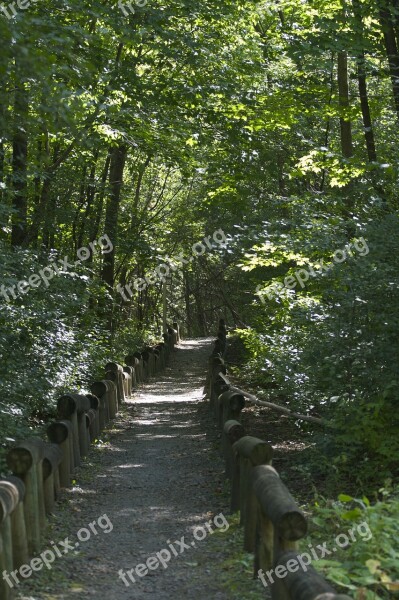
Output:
17,338,234,600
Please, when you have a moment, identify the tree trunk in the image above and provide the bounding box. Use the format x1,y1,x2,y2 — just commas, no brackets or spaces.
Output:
357,53,378,161
320,52,335,191
352,0,378,161
42,143,61,250
184,267,192,337
337,51,354,159
101,143,128,288
11,60,29,247
77,150,99,249
0,79,7,206
71,164,88,253
89,149,111,254
379,1,399,119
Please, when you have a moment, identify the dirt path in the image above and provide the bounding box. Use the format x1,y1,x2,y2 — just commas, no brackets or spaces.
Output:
17,339,235,600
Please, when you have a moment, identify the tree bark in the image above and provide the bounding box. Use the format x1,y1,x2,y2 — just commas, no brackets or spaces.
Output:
11,59,29,247
357,53,378,161
89,149,112,254
337,51,354,158
379,0,399,119
353,0,378,161
101,143,128,288
0,78,6,206
77,150,99,249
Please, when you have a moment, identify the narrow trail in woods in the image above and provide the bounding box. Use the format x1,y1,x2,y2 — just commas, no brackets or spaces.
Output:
17,339,238,600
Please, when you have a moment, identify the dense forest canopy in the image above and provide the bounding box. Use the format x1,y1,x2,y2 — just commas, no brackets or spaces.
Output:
1,0,399,506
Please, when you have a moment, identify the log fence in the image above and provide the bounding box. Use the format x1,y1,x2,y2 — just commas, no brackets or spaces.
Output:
206,319,351,600
0,324,179,599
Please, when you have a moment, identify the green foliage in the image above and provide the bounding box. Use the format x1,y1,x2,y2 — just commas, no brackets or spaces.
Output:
304,487,399,598
231,203,399,488
0,240,151,472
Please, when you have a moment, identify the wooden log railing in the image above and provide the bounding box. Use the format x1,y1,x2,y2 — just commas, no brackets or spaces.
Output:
206,322,351,600
0,325,178,595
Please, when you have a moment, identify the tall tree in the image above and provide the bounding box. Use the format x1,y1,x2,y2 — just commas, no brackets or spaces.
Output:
353,0,378,162
379,0,399,119
337,51,354,159
11,56,29,246
101,143,128,289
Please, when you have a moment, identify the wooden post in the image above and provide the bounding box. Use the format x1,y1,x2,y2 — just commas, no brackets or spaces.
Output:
133,352,144,382
122,371,128,397
91,381,110,427
103,377,118,419
40,443,62,514
23,440,62,516
86,394,101,439
105,362,125,405
212,375,229,423
222,420,246,479
47,420,74,486
57,395,79,467
78,411,90,458
219,390,245,430
208,356,226,413
252,464,307,598
58,393,91,464
104,371,119,412
0,532,11,600
7,442,43,554
125,356,138,388
132,361,138,388
86,409,97,443
2,476,29,569
123,366,133,397
0,479,20,581
232,436,273,551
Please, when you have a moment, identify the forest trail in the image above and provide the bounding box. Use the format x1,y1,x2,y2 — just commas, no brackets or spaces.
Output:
17,339,235,600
